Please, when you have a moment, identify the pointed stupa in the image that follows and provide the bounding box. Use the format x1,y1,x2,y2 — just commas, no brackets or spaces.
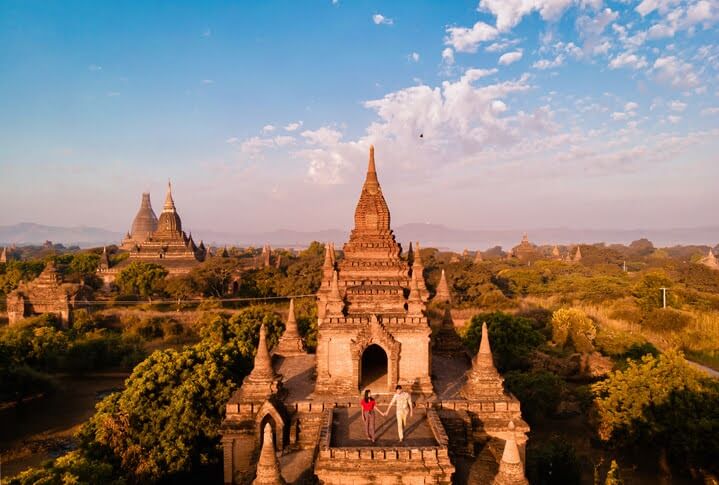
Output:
236,323,281,401
492,421,528,485
701,249,719,270
163,180,175,211
353,145,390,233
154,180,183,240
0,246,7,264
407,241,414,265
252,423,286,485
551,245,561,259
474,249,483,263
573,245,582,262
461,322,505,399
221,246,229,258
325,270,344,316
434,269,451,303
275,299,306,356
99,246,110,270
407,274,424,316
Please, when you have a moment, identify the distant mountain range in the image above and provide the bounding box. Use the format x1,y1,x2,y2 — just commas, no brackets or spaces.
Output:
1,222,717,250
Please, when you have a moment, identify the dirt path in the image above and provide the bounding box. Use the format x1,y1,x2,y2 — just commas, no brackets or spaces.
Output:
0,373,128,478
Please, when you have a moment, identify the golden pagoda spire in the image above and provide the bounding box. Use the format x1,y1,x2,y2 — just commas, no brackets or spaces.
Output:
163,180,176,212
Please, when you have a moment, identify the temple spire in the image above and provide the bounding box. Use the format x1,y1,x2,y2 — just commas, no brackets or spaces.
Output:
253,324,275,379
0,246,7,264
434,269,451,303
474,249,483,263
100,246,110,270
573,245,582,262
462,322,505,398
275,299,306,356
252,423,286,485
364,144,379,186
492,421,528,485
163,180,175,212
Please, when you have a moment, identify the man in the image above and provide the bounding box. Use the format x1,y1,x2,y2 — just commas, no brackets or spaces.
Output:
383,385,413,442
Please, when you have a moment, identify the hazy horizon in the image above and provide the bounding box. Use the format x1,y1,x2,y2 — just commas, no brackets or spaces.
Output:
1,1,718,233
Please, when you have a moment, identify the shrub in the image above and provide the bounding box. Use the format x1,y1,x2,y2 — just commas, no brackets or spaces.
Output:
551,308,596,353
504,370,564,424
526,435,582,485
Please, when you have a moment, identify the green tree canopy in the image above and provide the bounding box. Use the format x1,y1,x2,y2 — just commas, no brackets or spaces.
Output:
464,312,545,371
115,262,168,299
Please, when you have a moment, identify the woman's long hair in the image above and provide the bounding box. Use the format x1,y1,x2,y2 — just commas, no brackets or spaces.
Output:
364,389,373,403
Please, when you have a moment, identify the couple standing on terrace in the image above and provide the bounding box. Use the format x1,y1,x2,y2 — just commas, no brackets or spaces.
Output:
360,385,414,443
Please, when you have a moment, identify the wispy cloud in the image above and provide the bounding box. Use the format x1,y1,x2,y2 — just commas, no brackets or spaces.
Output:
409,52,420,62
372,14,393,25
285,121,303,131
88,64,102,72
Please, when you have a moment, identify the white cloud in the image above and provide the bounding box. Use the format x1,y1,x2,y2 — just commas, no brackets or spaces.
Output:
653,56,700,88
666,114,682,124
486,39,521,52
273,135,296,146
611,111,629,121
444,21,499,53
372,14,393,25
668,100,687,111
533,54,564,69
576,8,618,55
479,0,575,31
240,136,274,155
301,127,343,146
624,101,639,111
106,92,121,97
262,124,276,133
609,51,648,70
701,106,719,115
285,121,304,131
409,52,420,62
202,28,212,38
226,137,239,144
88,64,102,71
498,50,523,65
201,79,214,84
491,99,508,113
441,48,455,66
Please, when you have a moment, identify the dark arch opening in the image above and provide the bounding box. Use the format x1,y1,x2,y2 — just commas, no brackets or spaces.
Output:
258,414,277,452
361,344,388,392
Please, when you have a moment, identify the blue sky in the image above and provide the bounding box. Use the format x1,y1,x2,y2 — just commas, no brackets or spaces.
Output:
0,0,717,234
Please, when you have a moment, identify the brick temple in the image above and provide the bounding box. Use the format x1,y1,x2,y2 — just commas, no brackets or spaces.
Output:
99,182,206,284
6,261,89,326
220,147,529,484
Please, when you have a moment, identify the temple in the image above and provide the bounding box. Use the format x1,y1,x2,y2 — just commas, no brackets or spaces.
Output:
220,146,528,485
700,249,719,271
510,233,538,263
314,145,433,395
101,182,206,284
6,261,89,326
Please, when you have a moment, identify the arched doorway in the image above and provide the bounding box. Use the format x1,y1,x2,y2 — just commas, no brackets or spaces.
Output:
360,344,389,392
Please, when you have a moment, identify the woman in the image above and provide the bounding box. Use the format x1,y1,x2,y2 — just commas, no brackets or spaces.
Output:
360,389,383,443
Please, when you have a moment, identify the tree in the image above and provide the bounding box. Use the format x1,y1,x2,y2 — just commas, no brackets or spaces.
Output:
632,270,677,311
0,260,45,295
115,262,168,300
592,351,719,472
504,370,564,424
551,308,596,353
79,307,283,482
189,258,242,297
8,450,125,485
464,312,545,371
164,275,197,304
